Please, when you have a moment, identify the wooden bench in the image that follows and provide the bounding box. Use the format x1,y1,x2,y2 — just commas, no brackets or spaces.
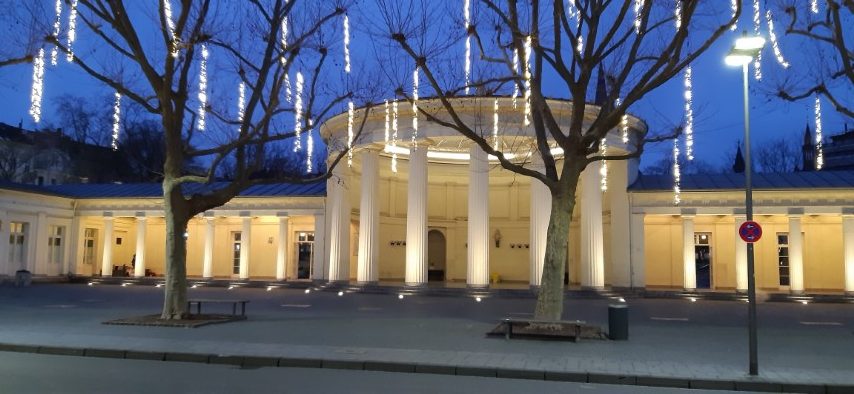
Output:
499,318,586,342
187,299,249,316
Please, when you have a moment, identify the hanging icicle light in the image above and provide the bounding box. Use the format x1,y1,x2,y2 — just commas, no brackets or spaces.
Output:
343,14,351,74
523,36,532,127
512,48,519,109
493,98,499,150
280,10,292,103
633,0,644,34
163,0,179,57
730,0,738,31
615,98,629,144
29,48,46,123
66,0,79,62
293,72,304,152
464,0,471,95
576,35,583,55
412,66,419,146
765,10,790,68
815,95,824,170
673,140,681,205
752,0,762,80
600,139,608,192
384,100,390,145
683,66,694,161
567,1,583,54
50,0,63,66
674,0,682,29
347,101,354,167
111,92,121,151
237,82,246,123
392,100,399,173
196,44,209,131
811,0,819,14
307,119,314,173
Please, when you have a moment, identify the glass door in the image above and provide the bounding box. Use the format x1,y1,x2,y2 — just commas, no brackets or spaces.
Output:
8,222,27,271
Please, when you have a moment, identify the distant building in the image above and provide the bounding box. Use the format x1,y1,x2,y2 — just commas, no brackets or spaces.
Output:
0,122,132,185
802,123,854,171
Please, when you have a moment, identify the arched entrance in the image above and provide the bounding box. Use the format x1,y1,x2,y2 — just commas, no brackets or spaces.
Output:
427,229,446,282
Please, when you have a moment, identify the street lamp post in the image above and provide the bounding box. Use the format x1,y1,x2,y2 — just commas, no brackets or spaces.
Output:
725,33,766,377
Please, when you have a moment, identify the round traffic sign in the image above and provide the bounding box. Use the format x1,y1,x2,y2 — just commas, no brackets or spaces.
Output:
739,221,762,243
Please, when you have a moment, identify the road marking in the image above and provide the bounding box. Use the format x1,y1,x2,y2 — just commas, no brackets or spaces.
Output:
357,307,383,311
800,321,843,326
280,304,311,308
650,317,689,322
43,304,77,308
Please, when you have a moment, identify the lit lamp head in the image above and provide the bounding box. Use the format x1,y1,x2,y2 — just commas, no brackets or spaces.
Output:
725,34,766,66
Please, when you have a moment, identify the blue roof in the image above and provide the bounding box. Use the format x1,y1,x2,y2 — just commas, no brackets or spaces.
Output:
0,181,326,198
630,171,854,191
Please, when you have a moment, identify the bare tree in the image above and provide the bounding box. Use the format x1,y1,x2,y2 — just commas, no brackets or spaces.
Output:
771,0,852,119
755,137,798,173
377,0,739,320
19,0,370,319
0,144,34,182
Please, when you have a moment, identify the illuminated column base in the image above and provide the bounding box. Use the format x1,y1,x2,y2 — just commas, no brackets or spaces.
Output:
788,214,804,293
101,216,115,276
239,216,251,280
682,215,696,291
202,217,214,279
134,217,147,278
405,146,428,286
327,165,351,282
529,157,550,287
467,145,489,287
580,162,605,289
357,150,380,283
735,215,747,292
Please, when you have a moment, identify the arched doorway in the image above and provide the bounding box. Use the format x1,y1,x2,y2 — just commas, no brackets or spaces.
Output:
427,229,446,282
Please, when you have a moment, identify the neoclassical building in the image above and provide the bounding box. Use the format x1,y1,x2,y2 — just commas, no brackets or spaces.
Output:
1,97,853,295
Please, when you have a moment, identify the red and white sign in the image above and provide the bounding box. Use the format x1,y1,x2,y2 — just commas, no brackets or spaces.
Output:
739,221,763,243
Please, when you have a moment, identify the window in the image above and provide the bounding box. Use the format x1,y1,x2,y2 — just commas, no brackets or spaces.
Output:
83,228,97,266
9,222,27,270
37,176,44,185
232,232,242,275
777,233,790,286
47,226,64,265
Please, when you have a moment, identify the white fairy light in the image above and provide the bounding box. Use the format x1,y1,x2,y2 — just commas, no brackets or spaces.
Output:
50,0,63,66
730,0,738,31
568,1,583,55
237,82,246,123
163,0,179,57
343,14,351,74
66,0,79,62
576,35,583,54
29,48,46,123
464,0,471,95
616,98,629,144
384,100,390,144
765,10,790,68
392,100,399,173
111,92,121,151
674,0,682,29
815,95,824,170
293,72,304,152
673,140,681,205
523,36,532,127
811,0,819,14
412,66,419,146
307,119,314,173
634,0,644,34
512,48,519,109
600,138,608,192
753,0,762,80
196,43,209,131
683,66,694,161
493,98,499,150
280,10,292,103
347,101,354,167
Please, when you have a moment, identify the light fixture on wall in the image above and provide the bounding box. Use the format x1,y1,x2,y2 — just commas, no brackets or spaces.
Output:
268,236,274,244
493,229,502,248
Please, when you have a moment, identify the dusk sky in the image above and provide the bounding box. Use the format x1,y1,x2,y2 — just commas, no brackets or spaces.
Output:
0,1,850,172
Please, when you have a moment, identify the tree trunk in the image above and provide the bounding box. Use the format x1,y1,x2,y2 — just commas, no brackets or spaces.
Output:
160,183,190,319
533,190,575,321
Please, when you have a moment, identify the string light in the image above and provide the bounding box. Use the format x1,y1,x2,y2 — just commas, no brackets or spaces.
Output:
616,98,628,144
280,9,292,103
730,0,738,31
347,101,354,166
493,98,499,150
753,0,762,80
237,82,246,124
815,95,823,170
765,10,790,68
412,66,419,146
163,0,179,57
343,15,351,74
464,0,471,95
523,36,532,127
392,100,399,173
111,92,121,151
576,35,583,55
674,0,682,29
66,0,78,62
512,48,519,109
683,66,694,161
293,72,304,152
673,140,681,205
811,0,819,14
307,119,314,173
567,1,583,55
50,0,63,66
634,0,643,34
196,43,209,131
600,139,608,192
384,100,390,145
29,48,45,123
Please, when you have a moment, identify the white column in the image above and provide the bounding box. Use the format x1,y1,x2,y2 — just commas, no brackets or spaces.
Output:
312,212,327,280
580,162,605,289
65,215,81,276
33,213,47,273
276,216,289,281
682,215,696,290
239,216,251,279
529,158,551,287
101,216,115,276
405,146,428,285
609,160,632,288
467,145,490,287
843,215,854,294
202,217,215,278
0,210,9,275
734,215,748,292
133,217,147,277
788,215,804,293
327,166,351,282
357,150,380,283
629,213,646,288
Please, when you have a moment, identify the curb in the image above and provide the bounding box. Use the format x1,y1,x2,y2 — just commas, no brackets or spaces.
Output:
0,342,849,393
